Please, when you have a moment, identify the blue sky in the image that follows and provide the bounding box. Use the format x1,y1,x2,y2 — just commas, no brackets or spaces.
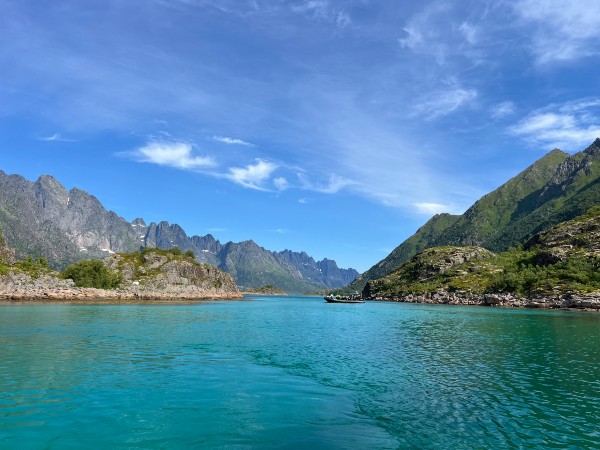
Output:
2,0,600,272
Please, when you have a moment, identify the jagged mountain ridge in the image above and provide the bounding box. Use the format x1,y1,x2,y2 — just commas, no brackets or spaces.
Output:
345,139,600,293
0,170,357,293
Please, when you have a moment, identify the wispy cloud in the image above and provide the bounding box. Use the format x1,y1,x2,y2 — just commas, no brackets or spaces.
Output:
412,86,478,120
269,228,287,234
509,99,600,150
399,3,452,64
490,101,516,120
129,141,216,169
298,197,310,204
398,3,484,66
37,132,75,142
290,0,351,28
226,159,278,191
298,173,355,194
207,227,227,233
211,135,255,146
514,0,600,64
273,176,290,191
414,202,451,215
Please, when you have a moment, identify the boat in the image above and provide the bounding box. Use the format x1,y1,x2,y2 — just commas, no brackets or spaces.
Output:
324,293,365,303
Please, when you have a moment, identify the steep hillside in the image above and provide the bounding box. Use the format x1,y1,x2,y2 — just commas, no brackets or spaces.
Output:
349,139,600,293
364,208,600,303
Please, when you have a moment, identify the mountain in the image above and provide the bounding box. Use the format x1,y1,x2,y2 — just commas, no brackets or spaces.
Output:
346,138,600,293
364,207,600,303
0,170,357,293
131,220,358,292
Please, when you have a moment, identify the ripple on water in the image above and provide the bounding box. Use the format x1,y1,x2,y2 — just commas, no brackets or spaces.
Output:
1,300,599,448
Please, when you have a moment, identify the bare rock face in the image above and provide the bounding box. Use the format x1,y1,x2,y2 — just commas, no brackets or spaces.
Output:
0,230,16,264
525,210,600,260
104,249,240,297
406,246,494,282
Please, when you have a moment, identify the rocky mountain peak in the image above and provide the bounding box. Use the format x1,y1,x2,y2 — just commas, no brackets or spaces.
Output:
36,174,66,192
584,137,600,155
131,218,147,227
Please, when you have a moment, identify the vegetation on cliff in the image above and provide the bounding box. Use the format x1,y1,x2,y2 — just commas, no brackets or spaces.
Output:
62,260,123,289
1,238,242,299
365,208,600,299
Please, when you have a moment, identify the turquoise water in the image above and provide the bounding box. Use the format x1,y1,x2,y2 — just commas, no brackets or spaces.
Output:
1,297,599,449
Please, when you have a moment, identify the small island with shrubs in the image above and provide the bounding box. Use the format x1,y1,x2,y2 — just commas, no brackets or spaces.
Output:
0,240,242,302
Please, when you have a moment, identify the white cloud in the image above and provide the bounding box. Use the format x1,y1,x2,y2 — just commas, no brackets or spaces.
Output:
458,22,478,45
490,101,516,120
269,228,287,234
399,3,450,64
37,132,75,142
207,227,227,232
212,135,255,146
398,3,482,65
273,176,290,191
298,197,310,204
509,99,600,150
515,0,600,64
298,173,355,194
290,0,351,27
414,202,450,215
226,159,278,190
412,86,478,120
131,141,216,169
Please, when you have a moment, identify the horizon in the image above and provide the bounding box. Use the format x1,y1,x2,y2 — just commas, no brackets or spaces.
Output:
2,1,600,272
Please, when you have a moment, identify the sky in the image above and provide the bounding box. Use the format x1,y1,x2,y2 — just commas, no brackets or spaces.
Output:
1,0,600,272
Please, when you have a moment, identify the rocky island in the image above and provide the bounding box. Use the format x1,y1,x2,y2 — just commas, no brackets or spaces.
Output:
0,236,242,302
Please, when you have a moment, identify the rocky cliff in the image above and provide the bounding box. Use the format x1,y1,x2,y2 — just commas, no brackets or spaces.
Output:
0,170,357,292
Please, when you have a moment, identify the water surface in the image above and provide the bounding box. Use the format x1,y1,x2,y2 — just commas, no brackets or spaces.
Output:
1,297,599,448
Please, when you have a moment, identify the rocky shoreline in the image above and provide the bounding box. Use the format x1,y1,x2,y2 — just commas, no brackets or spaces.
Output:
0,272,243,303
368,291,600,311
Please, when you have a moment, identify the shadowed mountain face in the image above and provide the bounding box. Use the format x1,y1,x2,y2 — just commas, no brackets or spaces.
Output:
0,171,357,293
345,139,600,293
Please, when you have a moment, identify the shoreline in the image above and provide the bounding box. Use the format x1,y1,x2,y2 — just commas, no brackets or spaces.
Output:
367,291,600,312
0,272,244,304
0,297,243,305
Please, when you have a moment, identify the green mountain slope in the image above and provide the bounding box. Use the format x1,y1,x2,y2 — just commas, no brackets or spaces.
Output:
219,240,326,293
364,207,600,300
347,139,600,293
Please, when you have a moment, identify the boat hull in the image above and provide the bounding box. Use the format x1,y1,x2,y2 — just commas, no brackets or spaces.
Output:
324,297,365,303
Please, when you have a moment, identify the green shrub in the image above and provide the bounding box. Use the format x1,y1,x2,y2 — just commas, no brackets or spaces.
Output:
14,256,49,279
62,260,122,289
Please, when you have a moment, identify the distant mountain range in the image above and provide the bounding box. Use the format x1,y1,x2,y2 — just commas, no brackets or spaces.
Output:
0,171,358,293
345,138,600,293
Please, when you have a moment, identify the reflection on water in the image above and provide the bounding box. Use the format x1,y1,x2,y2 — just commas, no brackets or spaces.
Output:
1,298,599,448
